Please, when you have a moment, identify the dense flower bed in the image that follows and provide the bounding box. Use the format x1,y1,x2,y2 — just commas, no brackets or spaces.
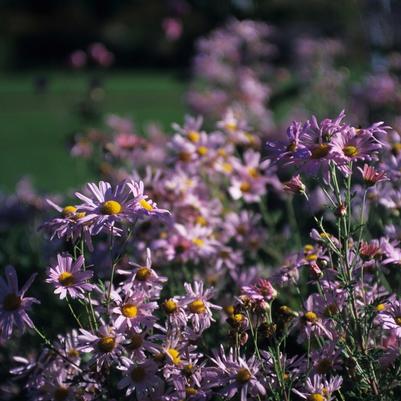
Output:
2,107,401,401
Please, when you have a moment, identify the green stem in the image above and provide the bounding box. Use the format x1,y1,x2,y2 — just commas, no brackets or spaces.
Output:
66,296,83,329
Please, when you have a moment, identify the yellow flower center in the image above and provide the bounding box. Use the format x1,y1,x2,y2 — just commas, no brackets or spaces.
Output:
224,305,235,315
392,143,401,155
247,167,259,178
240,181,251,193
343,145,358,157
187,130,200,143
311,144,330,159
306,253,318,261
376,303,386,312
185,387,198,396
245,132,255,143
189,299,206,314
3,293,22,311
73,211,86,220
139,198,154,211
128,334,143,350
304,244,314,252
192,238,205,247
319,232,331,239
101,200,122,215
223,162,233,173
67,348,80,358
62,205,77,217
394,316,401,326
54,386,69,401
308,394,325,401
58,272,75,287
97,336,116,353
236,368,252,383
217,148,226,157
163,299,178,314
233,313,245,323
130,366,146,382
304,311,318,323
197,146,208,156
167,348,181,365
135,267,151,281
224,121,237,132
121,304,138,318
195,215,208,226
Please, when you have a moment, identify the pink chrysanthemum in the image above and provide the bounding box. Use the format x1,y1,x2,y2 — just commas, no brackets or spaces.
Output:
181,281,222,333
46,254,93,300
75,181,136,234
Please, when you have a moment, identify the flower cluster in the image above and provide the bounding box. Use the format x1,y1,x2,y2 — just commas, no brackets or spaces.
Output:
187,19,277,133
4,107,401,401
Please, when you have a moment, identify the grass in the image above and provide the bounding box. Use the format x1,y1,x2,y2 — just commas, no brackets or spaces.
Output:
0,70,186,193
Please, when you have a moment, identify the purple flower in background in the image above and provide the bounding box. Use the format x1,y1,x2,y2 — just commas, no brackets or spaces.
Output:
162,17,183,41
69,50,87,69
0,266,39,339
46,254,93,300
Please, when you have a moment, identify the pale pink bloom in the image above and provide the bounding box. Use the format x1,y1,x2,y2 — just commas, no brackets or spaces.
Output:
181,281,222,333
46,254,93,300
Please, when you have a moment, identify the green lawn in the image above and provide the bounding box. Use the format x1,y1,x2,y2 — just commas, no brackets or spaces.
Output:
0,71,186,193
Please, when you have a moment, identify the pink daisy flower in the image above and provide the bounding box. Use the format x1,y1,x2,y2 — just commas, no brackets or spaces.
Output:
331,129,381,175
181,281,222,333
119,248,167,298
75,180,135,234
78,325,122,370
112,291,158,332
46,254,93,300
